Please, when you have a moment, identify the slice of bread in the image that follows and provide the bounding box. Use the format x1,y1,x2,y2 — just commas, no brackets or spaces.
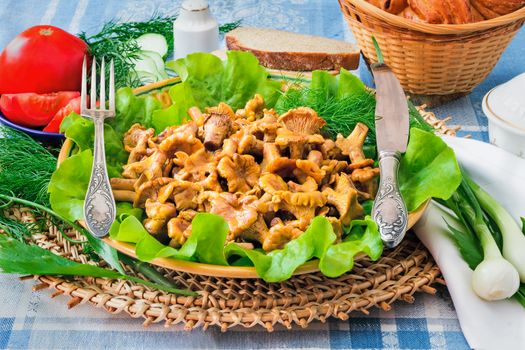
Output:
225,27,360,71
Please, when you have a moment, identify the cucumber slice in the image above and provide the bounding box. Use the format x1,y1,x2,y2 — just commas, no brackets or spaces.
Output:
165,60,177,77
134,70,158,85
140,51,169,80
136,33,168,58
131,54,158,76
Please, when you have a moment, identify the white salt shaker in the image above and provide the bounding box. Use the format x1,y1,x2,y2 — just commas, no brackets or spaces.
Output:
173,0,219,60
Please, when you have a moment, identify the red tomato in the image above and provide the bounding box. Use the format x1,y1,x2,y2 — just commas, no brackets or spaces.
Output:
0,91,79,127
0,25,88,94
43,96,82,133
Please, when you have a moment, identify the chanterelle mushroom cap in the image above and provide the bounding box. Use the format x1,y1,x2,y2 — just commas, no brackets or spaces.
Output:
237,215,268,245
246,109,281,142
307,150,323,166
258,189,326,229
335,123,372,168
238,94,265,121
167,210,197,248
167,217,191,248
351,167,380,183
278,107,326,134
178,148,216,181
157,180,203,210
287,176,318,192
321,159,349,176
133,177,174,208
263,221,303,251
124,124,148,150
159,132,203,157
275,128,324,159
123,150,168,180
200,192,259,238
352,167,380,198
320,139,343,159
261,143,296,175
218,154,261,193
322,174,363,226
238,133,264,156
156,121,198,144
124,124,155,163
143,199,177,235
259,173,288,193
206,102,235,120
175,149,222,192
282,190,326,208
295,159,326,184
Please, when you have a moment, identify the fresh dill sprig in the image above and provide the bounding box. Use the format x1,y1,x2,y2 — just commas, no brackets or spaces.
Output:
0,213,40,242
79,15,242,89
219,20,242,34
0,125,56,206
275,87,433,145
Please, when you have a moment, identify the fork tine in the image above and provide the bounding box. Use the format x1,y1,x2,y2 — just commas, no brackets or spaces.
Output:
99,57,106,110
81,56,87,113
90,57,97,109
109,59,115,113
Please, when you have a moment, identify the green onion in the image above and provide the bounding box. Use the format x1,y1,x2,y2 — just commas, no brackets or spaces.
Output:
464,175,525,283
444,177,520,301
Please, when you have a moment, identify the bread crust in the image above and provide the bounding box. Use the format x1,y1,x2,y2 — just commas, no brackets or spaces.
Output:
471,0,525,18
225,34,360,71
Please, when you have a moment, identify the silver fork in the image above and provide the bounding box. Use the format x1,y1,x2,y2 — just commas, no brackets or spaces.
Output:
81,56,116,238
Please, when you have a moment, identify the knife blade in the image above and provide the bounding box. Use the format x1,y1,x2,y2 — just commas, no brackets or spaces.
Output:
371,63,409,248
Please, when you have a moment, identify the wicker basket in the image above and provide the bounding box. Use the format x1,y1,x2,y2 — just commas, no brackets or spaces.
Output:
339,0,525,97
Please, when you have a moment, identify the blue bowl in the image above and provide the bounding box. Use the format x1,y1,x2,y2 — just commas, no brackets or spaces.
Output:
0,111,65,145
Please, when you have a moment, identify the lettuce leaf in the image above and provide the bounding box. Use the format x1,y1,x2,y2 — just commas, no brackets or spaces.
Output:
226,216,339,282
168,51,281,121
151,84,194,133
48,150,92,222
48,149,143,223
60,113,127,178
111,87,162,136
109,212,382,282
319,217,382,277
400,128,462,211
110,213,228,265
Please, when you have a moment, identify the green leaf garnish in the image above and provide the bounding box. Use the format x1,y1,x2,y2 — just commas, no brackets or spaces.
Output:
399,128,462,211
0,235,195,296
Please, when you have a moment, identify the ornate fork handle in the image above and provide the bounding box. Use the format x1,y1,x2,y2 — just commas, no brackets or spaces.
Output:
83,116,116,238
372,150,408,248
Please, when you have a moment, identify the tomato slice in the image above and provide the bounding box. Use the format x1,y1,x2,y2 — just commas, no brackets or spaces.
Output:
43,96,82,133
0,91,79,127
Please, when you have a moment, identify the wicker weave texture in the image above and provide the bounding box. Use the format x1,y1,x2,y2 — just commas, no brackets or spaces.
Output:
7,206,440,332
339,0,525,95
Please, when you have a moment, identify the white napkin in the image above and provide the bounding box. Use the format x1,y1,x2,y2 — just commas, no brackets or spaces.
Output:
413,136,525,350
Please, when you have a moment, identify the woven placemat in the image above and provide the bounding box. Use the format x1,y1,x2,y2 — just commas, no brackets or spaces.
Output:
6,109,455,332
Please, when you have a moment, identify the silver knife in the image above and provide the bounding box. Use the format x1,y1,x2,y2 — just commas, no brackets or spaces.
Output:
371,63,409,248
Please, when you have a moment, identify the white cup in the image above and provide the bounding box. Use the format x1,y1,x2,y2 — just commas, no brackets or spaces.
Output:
483,73,525,158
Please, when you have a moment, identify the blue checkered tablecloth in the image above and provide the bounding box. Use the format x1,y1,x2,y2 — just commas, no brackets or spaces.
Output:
0,1,523,349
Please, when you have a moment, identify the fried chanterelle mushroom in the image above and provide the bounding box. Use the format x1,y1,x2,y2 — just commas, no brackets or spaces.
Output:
113,95,379,251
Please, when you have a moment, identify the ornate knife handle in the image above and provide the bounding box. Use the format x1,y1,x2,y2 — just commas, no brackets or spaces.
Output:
372,150,408,248
83,117,116,238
